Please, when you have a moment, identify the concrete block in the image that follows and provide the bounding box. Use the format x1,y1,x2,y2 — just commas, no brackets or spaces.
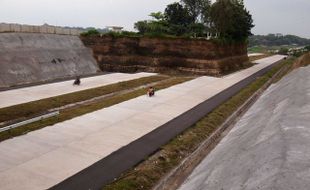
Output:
39,25,48,33
47,26,56,34
70,29,80,36
32,26,40,33
11,24,21,32
63,29,71,35
18,147,100,183
150,103,187,117
117,97,160,111
0,167,55,190
0,136,57,168
55,27,63,34
21,25,32,33
23,127,79,147
0,23,11,32
65,138,120,157
92,106,139,124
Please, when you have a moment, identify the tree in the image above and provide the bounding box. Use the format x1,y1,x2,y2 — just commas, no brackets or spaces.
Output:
165,2,192,26
134,21,149,34
164,2,192,35
181,0,211,23
80,29,100,36
279,47,289,55
134,12,169,35
200,0,212,25
134,0,254,40
188,23,206,37
249,34,310,47
210,0,254,41
149,12,165,21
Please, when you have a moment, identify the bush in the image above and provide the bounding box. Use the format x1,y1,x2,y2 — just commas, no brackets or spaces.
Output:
121,31,141,37
278,47,289,55
80,29,100,36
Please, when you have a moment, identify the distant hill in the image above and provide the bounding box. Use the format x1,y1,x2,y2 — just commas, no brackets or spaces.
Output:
249,34,310,47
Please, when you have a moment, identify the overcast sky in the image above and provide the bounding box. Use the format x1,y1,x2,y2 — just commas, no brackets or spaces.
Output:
0,0,309,38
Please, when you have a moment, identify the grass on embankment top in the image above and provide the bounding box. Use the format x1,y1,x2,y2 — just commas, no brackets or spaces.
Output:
294,52,310,68
0,75,169,123
249,54,272,62
102,57,296,190
0,77,191,142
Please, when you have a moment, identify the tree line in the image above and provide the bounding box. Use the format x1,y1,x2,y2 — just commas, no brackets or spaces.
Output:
134,0,254,42
249,34,310,47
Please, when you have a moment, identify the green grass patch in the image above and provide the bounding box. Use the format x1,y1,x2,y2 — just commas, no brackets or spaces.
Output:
249,54,272,62
247,46,267,53
0,75,169,123
103,58,296,190
297,52,310,67
0,77,191,142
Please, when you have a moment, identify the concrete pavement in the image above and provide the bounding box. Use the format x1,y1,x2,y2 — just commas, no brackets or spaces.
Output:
0,72,156,109
178,63,310,190
0,55,286,190
248,53,264,57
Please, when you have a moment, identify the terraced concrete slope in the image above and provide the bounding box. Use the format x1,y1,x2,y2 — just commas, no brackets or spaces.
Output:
0,33,99,88
0,72,156,109
0,55,285,190
179,65,310,190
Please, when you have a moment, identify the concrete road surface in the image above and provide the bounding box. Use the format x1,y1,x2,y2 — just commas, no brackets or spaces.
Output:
178,65,310,190
248,53,264,57
0,55,286,190
0,72,156,108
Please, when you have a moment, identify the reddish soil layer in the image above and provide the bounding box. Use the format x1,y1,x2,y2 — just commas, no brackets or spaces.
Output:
81,36,250,76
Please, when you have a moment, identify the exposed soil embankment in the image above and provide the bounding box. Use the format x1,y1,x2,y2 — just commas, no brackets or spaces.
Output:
293,52,310,68
0,33,99,88
81,36,250,76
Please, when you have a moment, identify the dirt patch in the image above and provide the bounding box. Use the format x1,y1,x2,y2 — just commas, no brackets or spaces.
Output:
293,52,310,68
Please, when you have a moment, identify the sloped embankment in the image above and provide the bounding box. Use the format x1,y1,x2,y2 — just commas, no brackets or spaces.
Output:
293,52,310,68
81,36,250,76
0,33,99,88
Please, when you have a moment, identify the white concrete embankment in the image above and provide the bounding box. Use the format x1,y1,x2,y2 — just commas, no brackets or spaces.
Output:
0,33,99,88
0,72,157,109
0,23,81,35
179,63,310,190
0,55,286,190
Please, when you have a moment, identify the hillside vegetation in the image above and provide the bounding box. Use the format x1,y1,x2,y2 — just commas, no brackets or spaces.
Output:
249,34,310,47
83,0,254,43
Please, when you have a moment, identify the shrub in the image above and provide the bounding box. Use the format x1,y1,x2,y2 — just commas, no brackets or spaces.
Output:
80,29,100,37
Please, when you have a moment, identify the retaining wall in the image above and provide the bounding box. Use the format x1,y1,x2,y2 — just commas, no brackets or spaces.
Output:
0,33,100,88
0,23,81,36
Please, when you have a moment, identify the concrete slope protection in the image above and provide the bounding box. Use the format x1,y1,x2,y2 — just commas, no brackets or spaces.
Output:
178,65,310,190
0,33,99,88
0,56,285,190
0,72,157,109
